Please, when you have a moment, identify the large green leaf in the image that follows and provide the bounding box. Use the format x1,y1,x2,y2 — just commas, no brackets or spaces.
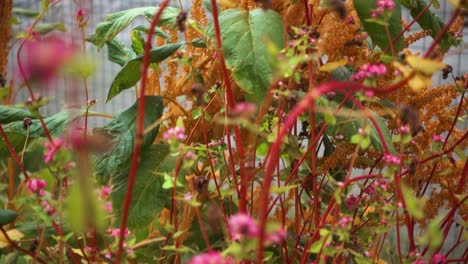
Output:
93,6,180,49
210,8,284,102
0,106,34,124
111,144,174,229
87,34,137,67
0,111,81,157
106,43,182,102
354,0,404,52
94,96,164,183
401,0,461,52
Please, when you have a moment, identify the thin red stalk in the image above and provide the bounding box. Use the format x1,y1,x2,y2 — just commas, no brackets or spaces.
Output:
424,8,462,58
114,1,171,262
210,0,248,213
15,11,53,143
194,207,212,251
256,80,407,262
0,226,47,264
384,3,432,54
0,124,30,180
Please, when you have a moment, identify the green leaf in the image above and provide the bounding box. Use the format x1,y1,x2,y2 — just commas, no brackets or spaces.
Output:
133,25,169,39
401,183,425,220
401,0,460,52
12,8,40,18
95,96,164,183
0,209,18,226
65,184,106,233
93,6,180,49
330,110,396,154
111,144,174,229
107,43,182,101
354,0,404,52
209,8,284,102
131,30,145,55
0,106,34,124
87,34,137,67
34,23,67,34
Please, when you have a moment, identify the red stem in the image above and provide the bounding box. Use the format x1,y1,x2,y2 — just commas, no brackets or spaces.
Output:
0,124,30,180
114,1,171,263
209,0,247,213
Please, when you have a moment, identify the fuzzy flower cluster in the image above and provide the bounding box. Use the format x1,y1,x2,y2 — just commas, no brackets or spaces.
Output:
371,0,396,18
338,216,352,228
43,138,65,164
40,200,56,215
228,213,286,244
431,253,447,264
27,178,47,196
351,64,387,81
383,153,401,165
228,213,259,240
108,228,130,238
163,127,186,142
188,251,233,264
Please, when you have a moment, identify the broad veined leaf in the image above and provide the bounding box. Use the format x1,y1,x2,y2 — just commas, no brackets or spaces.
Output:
107,43,183,101
209,8,284,102
0,106,34,124
34,23,66,34
94,96,164,183
354,0,404,52
93,6,180,48
401,183,425,220
319,59,348,73
111,144,175,229
0,111,81,157
0,229,23,248
87,34,137,67
12,8,40,18
401,0,461,52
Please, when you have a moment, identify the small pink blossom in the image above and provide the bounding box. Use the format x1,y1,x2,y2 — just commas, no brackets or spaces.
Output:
43,138,65,164
338,216,352,228
188,251,233,264
108,228,130,238
104,201,113,213
40,200,56,215
431,253,447,264
163,127,186,142
345,195,360,209
27,178,47,196
432,134,443,142
371,0,395,18
76,9,87,19
231,102,257,117
412,260,425,264
185,151,197,159
399,125,410,134
365,90,374,98
228,213,259,240
101,186,111,199
383,153,401,165
351,64,387,81
345,16,355,25
266,227,286,244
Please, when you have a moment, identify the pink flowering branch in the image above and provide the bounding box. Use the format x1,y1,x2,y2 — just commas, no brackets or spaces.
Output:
114,1,171,262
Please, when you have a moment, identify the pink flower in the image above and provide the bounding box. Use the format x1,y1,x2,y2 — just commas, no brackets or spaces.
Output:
266,227,286,244
399,125,410,134
40,200,56,215
431,253,447,264
338,216,352,228
432,134,443,142
101,186,111,199
412,260,425,264
18,37,75,86
108,228,130,238
345,195,360,209
231,102,257,117
43,138,65,164
188,251,232,264
228,213,259,240
163,127,186,142
76,9,87,19
27,178,47,196
383,154,401,165
371,0,395,18
351,64,387,81
345,16,355,25
104,201,113,213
